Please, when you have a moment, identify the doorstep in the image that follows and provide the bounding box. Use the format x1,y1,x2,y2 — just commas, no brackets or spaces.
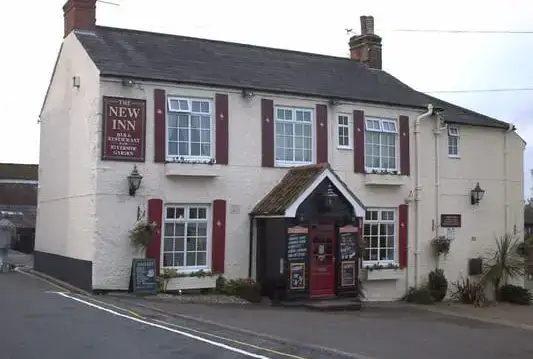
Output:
277,297,362,311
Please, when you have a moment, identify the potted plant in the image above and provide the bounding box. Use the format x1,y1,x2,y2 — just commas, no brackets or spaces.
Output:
129,216,157,252
432,236,451,256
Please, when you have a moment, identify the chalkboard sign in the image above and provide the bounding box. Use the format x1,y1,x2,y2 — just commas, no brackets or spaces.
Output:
341,261,356,287
339,232,356,260
130,258,157,294
287,234,308,261
290,262,306,290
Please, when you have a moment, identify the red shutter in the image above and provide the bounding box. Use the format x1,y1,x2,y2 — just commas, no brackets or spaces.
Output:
316,104,328,163
353,110,365,173
398,204,408,269
154,89,166,163
215,94,229,165
146,198,164,275
399,115,410,175
212,199,227,274
261,99,274,167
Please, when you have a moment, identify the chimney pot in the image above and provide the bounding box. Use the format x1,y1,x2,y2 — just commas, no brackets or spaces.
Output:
63,0,97,38
360,15,374,35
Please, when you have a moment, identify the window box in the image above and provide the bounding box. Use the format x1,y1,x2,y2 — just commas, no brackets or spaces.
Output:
165,275,217,291
363,268,405,281
164,162,221,177
363,173,407,186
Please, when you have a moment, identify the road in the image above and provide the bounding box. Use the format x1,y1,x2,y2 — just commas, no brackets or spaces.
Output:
0,271,347,359
3,270,533,359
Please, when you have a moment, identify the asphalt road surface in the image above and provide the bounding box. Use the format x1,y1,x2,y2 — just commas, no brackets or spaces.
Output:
0,271,349,359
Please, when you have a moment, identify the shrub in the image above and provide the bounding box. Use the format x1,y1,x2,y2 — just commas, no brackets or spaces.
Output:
217,277,262,303
499,284,532,305
428,269,448,302
450,277,486,306
403,285,434,305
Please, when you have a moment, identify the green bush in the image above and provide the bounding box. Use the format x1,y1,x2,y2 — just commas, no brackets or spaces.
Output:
428,269,448,302
450,277,486,306
499,284,532,305
217,277,262,303
403,285,434,304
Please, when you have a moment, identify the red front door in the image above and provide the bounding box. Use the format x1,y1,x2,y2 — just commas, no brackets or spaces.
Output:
309,222,336,297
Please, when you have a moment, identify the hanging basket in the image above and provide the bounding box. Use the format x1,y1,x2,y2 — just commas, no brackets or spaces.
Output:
431,236,451,256
130,219,157,249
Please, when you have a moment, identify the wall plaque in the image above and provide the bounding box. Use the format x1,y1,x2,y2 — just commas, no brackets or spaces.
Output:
102,96,146,162
441,214,462,228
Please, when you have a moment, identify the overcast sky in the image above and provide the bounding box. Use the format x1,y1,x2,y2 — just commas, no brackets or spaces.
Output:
1,0,532,197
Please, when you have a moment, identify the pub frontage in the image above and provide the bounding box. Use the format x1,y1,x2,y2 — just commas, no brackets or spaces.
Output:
250,163,366,302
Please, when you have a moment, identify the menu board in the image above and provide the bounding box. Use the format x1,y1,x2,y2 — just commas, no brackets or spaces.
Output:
287,234,308,261
339,232,357,260
290,263,306,290
341,261,356,287
130,258,157,294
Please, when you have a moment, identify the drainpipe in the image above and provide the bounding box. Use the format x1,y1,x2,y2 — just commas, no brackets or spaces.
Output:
433,114,448,269
414,104,434,288
248,214,254,278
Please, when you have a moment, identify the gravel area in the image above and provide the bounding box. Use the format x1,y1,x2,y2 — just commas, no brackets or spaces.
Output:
148,293,251,305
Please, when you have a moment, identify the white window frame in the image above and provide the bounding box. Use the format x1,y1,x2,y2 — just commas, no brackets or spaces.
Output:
447,125,460,158
337,114,352,149
166,96,214,162
274,106,315,167
161,204,212,272
364,117,399,172
362,208,397,266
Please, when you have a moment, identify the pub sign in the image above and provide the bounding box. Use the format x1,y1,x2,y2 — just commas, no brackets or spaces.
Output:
101,96,146,162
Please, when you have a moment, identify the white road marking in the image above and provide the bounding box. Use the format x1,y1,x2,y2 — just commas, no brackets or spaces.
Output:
57,292,271,359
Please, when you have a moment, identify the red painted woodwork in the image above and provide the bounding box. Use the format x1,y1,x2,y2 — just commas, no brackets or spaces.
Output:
215,94,229,165
398,204,408,268
316,104,328,163
146,198,163,275
399,115,410,175
212,199,227,274
353,110,365,173
261,99,274,167
154,89,166,163
309,222,336,297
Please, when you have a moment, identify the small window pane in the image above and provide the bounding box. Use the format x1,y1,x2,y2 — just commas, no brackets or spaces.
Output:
175,223,185,236
179,100,189,111
189,207,198,219
198,208,207,219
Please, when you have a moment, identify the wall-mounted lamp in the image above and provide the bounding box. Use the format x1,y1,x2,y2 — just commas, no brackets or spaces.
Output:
122,78,136,87
241,89,255,99
470,182,485,205
127,165,143,197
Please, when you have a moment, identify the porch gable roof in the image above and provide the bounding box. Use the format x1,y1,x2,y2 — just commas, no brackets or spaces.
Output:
250,163,365,218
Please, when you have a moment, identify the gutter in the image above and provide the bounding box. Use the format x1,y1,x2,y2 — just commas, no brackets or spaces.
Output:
414,104,434,288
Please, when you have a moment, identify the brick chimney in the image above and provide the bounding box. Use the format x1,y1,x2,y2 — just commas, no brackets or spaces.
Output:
349,16,382,70
63,0,96,38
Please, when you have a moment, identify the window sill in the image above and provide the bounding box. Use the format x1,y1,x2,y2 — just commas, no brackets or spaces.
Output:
363,173,408,186
448,155,461,159
165,276,217,291
337,146,353,151
165,161,222,177
362,268,405,281
275,161,313,168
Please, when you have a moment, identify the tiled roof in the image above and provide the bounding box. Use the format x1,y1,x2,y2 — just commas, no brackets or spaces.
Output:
0,163,38,181
251,164,327,215
0,183,38,206
74,26,510,130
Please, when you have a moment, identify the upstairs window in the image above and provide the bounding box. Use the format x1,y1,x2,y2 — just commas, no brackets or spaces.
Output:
275,107,314,166
448,126,460,157
337,114,351,149
364,117,398,171
167,97,212,160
